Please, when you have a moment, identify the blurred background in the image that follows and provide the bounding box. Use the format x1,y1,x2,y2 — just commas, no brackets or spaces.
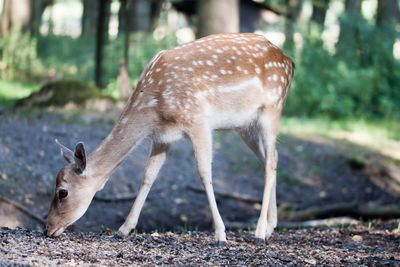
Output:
0,0,400,233
1,0,400,121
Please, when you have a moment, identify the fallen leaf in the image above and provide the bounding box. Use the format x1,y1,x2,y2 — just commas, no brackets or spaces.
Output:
180,214,188,222
250,259,257,265
352,235,363,242
1,173,7,180
101,228,113,235
37,251,44,255
304,258,317,265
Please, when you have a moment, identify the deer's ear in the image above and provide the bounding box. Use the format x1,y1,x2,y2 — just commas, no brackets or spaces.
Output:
55,139,75,164
74,142,86,174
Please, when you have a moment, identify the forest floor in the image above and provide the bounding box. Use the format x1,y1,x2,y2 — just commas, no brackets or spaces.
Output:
0,106,400,266
1,222,400,266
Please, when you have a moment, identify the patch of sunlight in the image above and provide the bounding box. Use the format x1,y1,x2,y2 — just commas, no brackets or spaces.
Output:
0,80,40,100
394,39,400,60
280,117,400,161
362,0,378,23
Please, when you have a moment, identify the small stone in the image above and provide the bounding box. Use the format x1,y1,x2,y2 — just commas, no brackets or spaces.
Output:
352,235,363,242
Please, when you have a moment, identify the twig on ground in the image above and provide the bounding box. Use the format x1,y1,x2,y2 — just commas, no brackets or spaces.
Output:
187,185,261,203
93,193,138,202
278,217,361,228
225,217,361,230
0,196,45,224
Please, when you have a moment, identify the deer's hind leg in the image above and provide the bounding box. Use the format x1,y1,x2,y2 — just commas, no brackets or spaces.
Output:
118,142,170,236
249,113,280,244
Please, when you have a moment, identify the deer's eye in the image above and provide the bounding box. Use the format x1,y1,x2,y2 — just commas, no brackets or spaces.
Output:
58,189,68,199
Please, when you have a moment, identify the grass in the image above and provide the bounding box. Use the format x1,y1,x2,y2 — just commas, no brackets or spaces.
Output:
0,79,120,108
280,117,400,160
0,80,40,107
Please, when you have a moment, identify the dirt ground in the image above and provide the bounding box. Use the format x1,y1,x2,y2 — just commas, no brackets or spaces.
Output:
1,222,399,266
0,107,400,265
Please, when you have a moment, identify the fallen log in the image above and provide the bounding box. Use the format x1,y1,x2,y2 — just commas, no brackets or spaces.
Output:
188,185,400,220
187,185,261,203
286,202,400,221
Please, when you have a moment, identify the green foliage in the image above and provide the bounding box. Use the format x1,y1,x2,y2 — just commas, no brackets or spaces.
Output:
15,80,108,107
0,80,40,107
127,33,178,85
35,33,177,90
0,26,43,81
285,16,400,120
37,35,94,82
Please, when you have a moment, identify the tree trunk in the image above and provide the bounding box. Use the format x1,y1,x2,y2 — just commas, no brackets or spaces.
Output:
30,0,51,37
95,0,111,88
197,0,239,38
131,0,151,32
81,0,99,37
311,0,329,25
0,0,31,36
118,0,128,36
376,0,398,28
337,0,361,54
284,0,303,49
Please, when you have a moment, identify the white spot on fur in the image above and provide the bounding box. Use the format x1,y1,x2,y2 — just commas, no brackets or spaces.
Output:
273,74,278,81
147,99,158,107
255,67,261,74
220,69,227,75
217,77,262,93
206,60,214,66
278,85,283,95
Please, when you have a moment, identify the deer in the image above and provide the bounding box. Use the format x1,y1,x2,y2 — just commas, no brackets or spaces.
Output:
44,33,294,246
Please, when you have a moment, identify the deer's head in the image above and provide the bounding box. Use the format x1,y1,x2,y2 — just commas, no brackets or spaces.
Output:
45,141,95,237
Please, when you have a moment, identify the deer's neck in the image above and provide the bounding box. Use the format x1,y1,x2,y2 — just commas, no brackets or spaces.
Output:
86,106,155,188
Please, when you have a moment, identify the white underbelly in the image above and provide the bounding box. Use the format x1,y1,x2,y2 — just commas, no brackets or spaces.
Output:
207,107,259,130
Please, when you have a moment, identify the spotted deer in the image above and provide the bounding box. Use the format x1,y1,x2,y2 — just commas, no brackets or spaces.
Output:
45,33,294,245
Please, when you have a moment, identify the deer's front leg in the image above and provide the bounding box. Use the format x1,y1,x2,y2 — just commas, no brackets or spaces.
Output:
189,125,226,246
117,142,170,236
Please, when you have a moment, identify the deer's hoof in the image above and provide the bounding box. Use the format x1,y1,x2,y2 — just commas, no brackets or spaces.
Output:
215,241,226,247
112,233,124,240
254,238,265,246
